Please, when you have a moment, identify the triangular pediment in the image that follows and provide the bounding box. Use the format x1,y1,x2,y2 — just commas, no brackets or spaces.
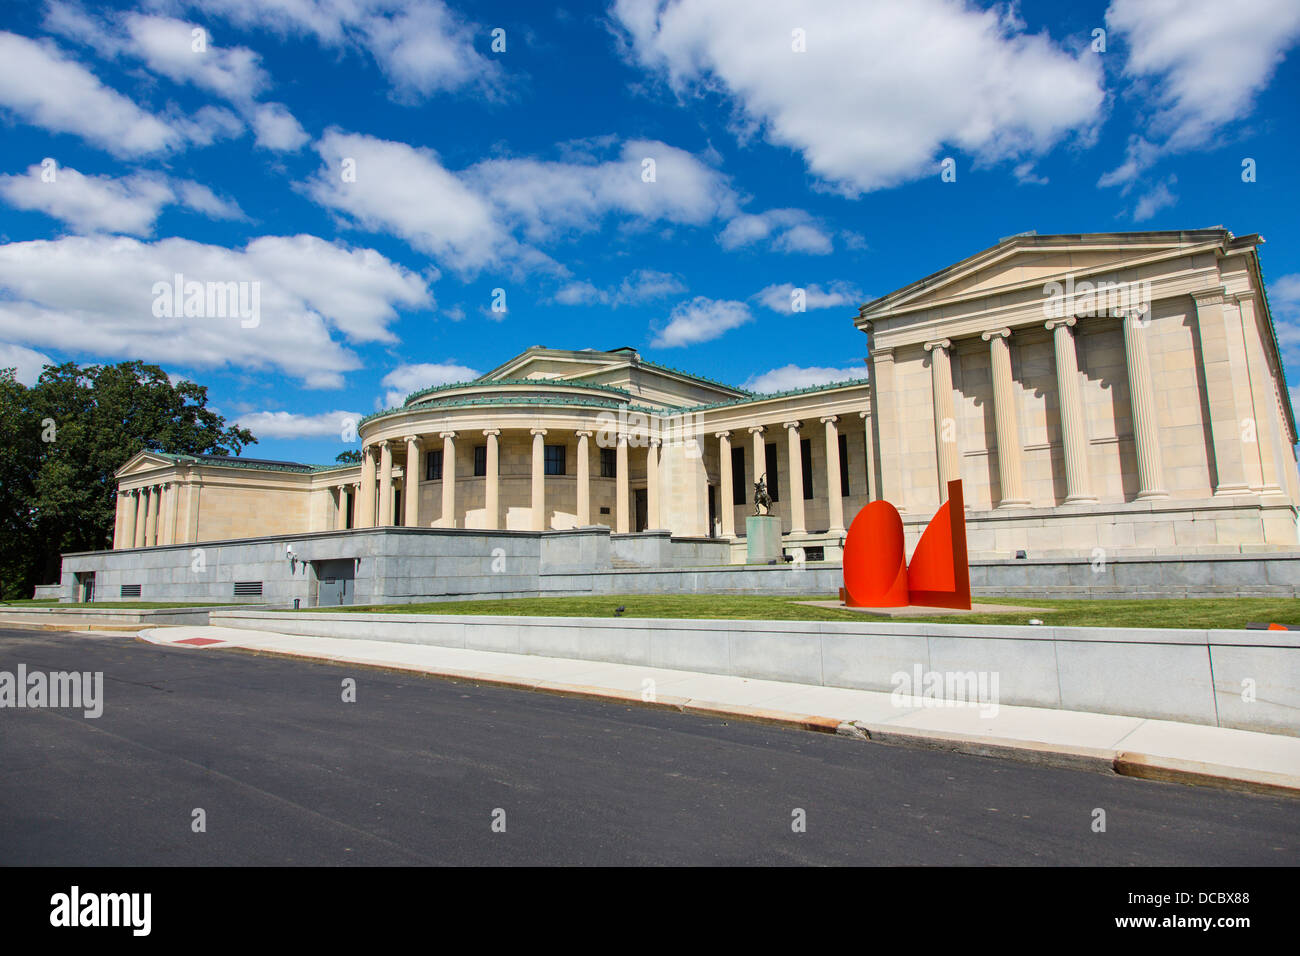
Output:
862,229,1236,319
115,451,176,478
481,348,630,383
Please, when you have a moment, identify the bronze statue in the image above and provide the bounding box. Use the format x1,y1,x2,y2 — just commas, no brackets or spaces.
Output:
753,473,773,516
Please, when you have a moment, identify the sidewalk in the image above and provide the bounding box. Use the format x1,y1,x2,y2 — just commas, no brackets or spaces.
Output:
138,625,1300,798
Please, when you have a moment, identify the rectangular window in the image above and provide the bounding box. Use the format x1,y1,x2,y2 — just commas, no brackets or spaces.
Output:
839,434,850,496
765,443,780,501
731,446,745,505
544,444,565,476
425,449,443,481
600,447,617,478
801,438,813,500
474,445,487,477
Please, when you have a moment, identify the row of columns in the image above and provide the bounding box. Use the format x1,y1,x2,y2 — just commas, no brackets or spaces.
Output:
712,414,860,539
114,483,173,549
347,430,663,533
921,313,1169,507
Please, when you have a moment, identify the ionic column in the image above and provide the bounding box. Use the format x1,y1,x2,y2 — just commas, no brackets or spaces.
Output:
159,482,174,545
120,491,137,549
716,431,734,537
646,439,661,530
336,485,349,530
575,431,592,526
784,421,806,534
982,328,1030,507
615,432,629,533
440,432,457,528
154,484,166,545
402,437,422,527
859,410,875,501
1233,291,1283,494
924,339,959,501
143,485,158,546
748,425,765,485
1046,318,1097,503
483,429,500,530
357,445,376,527
821,416,844,534
133,489,147,547
1119,313,1168,499
377,440,394,526
530,428,547,531
112,492,125,549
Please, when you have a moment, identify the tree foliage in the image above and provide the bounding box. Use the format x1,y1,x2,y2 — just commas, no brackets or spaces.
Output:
0,361,255,598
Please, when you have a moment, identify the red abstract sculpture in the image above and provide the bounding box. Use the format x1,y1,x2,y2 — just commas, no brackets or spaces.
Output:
841,479,970,609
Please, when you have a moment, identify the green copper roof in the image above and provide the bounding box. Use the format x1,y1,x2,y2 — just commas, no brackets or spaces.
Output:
150,452,346,474
673,376,871,413
403,377,636,407
359,393,666,427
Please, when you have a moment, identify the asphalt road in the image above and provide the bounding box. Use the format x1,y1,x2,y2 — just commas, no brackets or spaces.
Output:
0,627,1296,866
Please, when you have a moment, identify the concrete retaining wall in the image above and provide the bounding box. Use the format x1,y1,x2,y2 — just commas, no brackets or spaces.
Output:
1,605,241,626
211,608,1300,737
60,527,1300,604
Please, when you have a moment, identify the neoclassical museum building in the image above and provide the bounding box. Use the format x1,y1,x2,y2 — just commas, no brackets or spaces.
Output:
108,228,1300,569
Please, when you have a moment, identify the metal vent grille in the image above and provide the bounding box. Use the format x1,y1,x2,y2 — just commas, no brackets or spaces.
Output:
233,581,263,596
120,584,142,598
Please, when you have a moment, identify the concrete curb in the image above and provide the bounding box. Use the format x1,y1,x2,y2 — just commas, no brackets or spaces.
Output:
851,722,1119,775
204,639,1300,800
1114,752,1300,798
0,620,153,632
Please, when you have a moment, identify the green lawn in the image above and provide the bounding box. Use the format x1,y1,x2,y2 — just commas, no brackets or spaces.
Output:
294,594,1300,629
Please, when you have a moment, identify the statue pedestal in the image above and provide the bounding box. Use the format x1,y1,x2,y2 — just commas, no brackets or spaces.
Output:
746,515,783,564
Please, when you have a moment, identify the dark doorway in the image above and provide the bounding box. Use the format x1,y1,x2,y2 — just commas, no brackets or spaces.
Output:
634,488,648,531
707,485,717,537
75,571,94,603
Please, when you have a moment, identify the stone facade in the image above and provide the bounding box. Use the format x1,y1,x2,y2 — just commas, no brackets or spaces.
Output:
107,228,1299,563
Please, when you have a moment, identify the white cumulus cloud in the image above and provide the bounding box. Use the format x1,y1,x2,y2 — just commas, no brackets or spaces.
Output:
0,31,180,156
235,409,364,440
611,0,1104,195
381,361,481,407
0,163,244,234
753,281,863,313
1106,0,1300,151
552,269,686,307
173,0,506,100
719,208,833,255
743,364,867,393
650,296,751,348
0,343,56,386
0,234,430,389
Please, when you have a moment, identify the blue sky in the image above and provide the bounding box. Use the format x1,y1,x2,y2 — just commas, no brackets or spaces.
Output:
2,0,1300,465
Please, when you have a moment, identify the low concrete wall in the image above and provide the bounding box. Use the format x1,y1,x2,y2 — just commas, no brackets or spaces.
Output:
0,605,243,627
212,608,1300,737
60,527,547,606
59,526,1300,605
610,531,730,569
31,584,64,601
539,552,1300,599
